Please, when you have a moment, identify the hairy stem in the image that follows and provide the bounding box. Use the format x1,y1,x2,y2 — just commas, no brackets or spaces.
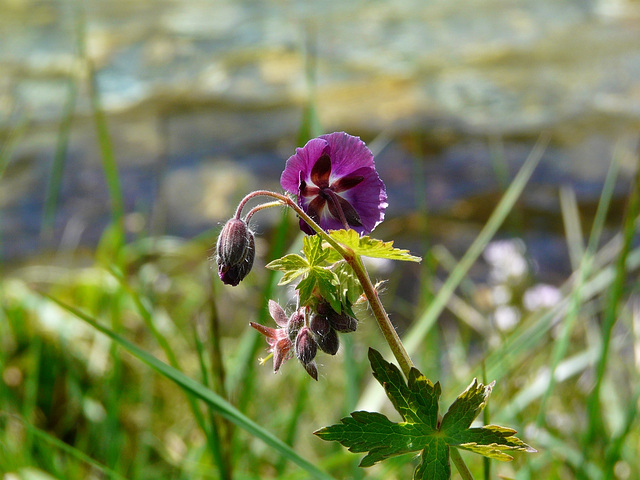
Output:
450,448,475,480
347,254,414,377
244,201,282,223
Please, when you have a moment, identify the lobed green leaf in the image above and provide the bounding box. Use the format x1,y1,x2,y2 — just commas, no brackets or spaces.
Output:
317,349,535,479
266,254,310,284
328,229,422,262
303,235,330,266
312,267,342,312
440,378,495,435
453,426,537,461
333,262,363,307
414,437,451,480
314,410,433,468
368,349,439,428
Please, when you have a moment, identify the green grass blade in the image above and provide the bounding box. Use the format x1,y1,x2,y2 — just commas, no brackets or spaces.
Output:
40,292,336,480
76,7,125,244
275,378,310,476
604,379,640,477
109,266,229,479
560,185,585,270
500,347,598,420
21,337,42,462
0,112,29,180
5,414,130,480
482,244,640,386
404,135,548,354
528,426,604,480
586,154,640,448
537,151,620,426
297,25,323,146
41,78,78,240
206,280,233,480
341,334,365,480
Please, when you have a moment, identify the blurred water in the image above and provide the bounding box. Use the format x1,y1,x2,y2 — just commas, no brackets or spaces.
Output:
1,0,639,269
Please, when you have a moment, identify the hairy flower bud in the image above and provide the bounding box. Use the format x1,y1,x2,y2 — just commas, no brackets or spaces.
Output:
287,309,305,342
303,360,318,381
295,327,317,365
310,314,339,355
216,218,255,286
316,301,358,333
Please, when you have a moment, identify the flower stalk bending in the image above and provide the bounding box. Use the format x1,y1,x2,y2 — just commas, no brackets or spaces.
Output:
230,188,414,378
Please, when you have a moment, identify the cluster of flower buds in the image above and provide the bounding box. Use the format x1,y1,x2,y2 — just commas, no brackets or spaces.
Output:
215,217,255,286
250,300,358,380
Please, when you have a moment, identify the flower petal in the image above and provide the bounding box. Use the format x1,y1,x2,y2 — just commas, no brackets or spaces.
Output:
268,300,289,327
249,321,278,339
280,138,330,194
319,132,375,181
331,173,365,192
325,191,363,228
273,337,292,372
338,167,387,234
310,153,332,188
306,195,327,225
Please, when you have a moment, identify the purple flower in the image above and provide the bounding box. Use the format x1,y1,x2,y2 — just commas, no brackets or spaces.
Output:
281,132,387,235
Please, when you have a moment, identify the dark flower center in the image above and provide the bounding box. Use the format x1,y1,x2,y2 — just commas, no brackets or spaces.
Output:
299,153,365,229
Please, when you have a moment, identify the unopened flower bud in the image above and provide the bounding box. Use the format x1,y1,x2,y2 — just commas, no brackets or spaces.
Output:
287,309,304,342
316,301,358,333
303,360,318,381
310,314,339,355
309,313,331,337
216,218,255,286
295,327,317,365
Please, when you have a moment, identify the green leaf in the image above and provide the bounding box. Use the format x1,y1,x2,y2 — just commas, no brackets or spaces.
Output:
328,229,421,262
313,267,342,312
296,265,341,312
315,348,534,480
333,262,363,307
414,437,451,480
440,378,494,435
454,425,536,461
303,234,330,266
266,253,310,285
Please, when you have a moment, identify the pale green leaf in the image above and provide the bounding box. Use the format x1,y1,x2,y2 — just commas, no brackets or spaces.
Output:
328,229,421,262
333,262,363,306
453,425,537,461
303,235,330,266
266,254,310,284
